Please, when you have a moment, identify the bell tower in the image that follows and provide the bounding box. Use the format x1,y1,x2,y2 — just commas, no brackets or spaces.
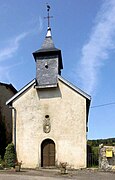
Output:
33,5,63,88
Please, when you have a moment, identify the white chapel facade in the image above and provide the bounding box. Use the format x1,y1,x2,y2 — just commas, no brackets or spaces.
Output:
6,13,91,169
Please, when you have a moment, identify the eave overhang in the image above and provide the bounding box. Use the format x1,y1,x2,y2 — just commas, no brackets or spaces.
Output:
6,79,36,106
6,76,91,124
33,48,63,70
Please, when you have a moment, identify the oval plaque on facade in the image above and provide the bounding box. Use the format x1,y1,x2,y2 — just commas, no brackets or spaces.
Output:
43,115,51,133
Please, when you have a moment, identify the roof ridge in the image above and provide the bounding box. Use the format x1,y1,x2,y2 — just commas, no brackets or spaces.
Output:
58,75,91,100
6,79,36,105
0,82,17,93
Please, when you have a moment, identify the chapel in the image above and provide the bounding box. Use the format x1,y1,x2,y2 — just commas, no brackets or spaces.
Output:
6,7,91,169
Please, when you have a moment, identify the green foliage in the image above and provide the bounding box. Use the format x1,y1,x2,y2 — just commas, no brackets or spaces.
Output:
0,155,6,169
87,138,115,168
0,155,2,164
92,146,99,155
88,138,115,147
4,143,16,168
87,145,99,167
92,146,99,166
0,155,3,169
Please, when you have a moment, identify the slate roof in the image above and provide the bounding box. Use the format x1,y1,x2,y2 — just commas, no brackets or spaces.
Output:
33,27,59,53
41,32,55,50
6,76,91,105
32,27,63,69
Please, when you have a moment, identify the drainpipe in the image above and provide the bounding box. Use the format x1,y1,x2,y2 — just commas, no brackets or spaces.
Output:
9,106,16,152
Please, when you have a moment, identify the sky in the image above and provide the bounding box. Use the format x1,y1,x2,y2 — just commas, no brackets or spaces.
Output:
0,0,115,140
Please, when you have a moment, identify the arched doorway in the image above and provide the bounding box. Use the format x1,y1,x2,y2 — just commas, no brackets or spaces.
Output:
41,139,55,167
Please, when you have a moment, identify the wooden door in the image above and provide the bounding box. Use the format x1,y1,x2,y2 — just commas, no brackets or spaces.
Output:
41,139,55,167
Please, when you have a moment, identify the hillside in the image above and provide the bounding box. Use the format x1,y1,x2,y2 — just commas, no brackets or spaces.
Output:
88,138,115,147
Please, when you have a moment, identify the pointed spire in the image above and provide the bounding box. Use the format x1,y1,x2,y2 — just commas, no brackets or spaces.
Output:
41,5,54,49
33,4,63,72
41,31,55,49
46,27,52,37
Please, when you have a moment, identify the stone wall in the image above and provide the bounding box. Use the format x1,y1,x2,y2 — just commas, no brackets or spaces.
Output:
12,79,87,169
0,83,16,144
99,144,115,170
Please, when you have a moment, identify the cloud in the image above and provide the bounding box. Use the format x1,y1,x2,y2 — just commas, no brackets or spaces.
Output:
28,15,43,35
0,16,43,83
0,31,29,83
78,0,115,95
0,32,29,61
0,15,43,62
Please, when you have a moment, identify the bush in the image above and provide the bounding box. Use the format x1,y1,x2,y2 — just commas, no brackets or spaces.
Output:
0,155,2,164
0,155,5,169
4,143,16,168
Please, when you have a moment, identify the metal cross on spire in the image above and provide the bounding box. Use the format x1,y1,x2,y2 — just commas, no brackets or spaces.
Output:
44,4,53,28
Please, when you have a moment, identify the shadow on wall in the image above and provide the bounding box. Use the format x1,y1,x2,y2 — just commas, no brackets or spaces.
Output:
36,85,62,99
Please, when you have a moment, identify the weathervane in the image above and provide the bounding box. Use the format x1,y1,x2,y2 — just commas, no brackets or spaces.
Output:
44,4,53,27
